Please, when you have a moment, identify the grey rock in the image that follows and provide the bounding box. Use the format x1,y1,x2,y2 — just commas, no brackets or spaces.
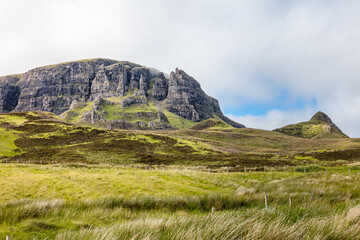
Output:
152,72,168,101
148,121,174,130
0,75,21,112
122,96,146,108
0,59,245,128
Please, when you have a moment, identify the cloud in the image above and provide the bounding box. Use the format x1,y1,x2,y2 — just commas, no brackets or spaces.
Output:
0,0,360,136
227,107,316,131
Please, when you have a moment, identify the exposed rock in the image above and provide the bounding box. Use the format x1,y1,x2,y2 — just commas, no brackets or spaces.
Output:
0,75,21,112
148,121,174,130
310,111,334,124
0,59,245,129
164,68,245,128
89,63,129,100
122,96,147,108
152,72,168,101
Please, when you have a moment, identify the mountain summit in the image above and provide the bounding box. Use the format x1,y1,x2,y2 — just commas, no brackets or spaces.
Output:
274,111,348,139
0,58,244,130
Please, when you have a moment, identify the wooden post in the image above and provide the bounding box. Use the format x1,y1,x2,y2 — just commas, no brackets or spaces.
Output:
284,166,286,172
211,206,215,215
5,159,8,164
40,160,42,165
304,167,306,173
17,160,19,164
264,166,266,172
348,168,351,176
6,236,10,240
289,197,292,207
265,195,268,209
29,160,30,164
244,166,247,172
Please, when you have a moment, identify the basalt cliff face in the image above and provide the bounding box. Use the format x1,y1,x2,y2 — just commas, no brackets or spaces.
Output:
0,59,245,130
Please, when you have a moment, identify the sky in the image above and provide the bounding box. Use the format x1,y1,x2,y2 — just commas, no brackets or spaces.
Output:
1,0,360,136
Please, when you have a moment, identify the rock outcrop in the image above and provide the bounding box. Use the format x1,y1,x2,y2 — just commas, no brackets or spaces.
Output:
165,68,245,127
0,58,245,129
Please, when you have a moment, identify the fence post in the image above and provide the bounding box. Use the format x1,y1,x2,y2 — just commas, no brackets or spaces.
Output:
265,195,268,209
348,168,351,176
211,207,215,215
6,236,10,240
289,197,292,207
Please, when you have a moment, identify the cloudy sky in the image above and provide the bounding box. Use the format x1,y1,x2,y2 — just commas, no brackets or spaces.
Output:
1,0,360,136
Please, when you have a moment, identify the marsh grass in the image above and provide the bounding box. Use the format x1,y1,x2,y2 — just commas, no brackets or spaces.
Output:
0,165,360,239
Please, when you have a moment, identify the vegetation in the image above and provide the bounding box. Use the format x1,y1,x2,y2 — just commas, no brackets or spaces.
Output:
274,112,348,139
1,111,360,168
0,164,360,239
0,111,360,238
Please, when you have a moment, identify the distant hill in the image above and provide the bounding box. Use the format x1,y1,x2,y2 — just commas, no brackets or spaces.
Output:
0,59,245,130
274,111,348,139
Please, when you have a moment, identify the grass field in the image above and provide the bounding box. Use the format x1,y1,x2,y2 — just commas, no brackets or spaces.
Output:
0,164,360,239
1,111,360,239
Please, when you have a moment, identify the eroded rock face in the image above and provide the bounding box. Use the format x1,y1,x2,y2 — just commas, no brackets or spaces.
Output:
0,75,21,112
14,59,121,114
0,59,245,128
164,68,245,127
152,73,168,101
90,63,129,100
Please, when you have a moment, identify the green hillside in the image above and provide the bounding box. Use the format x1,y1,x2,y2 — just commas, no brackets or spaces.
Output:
274,111,348,139
1,111,360,168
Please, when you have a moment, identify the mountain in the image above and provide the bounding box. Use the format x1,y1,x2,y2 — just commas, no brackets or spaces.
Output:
0,59,244,130
274,111,348,139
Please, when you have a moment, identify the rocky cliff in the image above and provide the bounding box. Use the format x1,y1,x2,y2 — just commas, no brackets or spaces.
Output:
0,58,245,129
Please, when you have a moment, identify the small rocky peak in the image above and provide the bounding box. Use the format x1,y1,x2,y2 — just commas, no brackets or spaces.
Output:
310,111,333,124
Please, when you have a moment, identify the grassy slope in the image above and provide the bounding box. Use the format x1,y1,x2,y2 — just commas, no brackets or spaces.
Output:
274,119,348,139
62,98,198,129
1,111,360,168
0,164,360,239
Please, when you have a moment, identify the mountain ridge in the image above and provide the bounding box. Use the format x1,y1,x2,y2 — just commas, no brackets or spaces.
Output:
0,58,245,130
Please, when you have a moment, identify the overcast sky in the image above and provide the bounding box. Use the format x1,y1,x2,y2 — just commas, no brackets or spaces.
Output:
1,0,360,136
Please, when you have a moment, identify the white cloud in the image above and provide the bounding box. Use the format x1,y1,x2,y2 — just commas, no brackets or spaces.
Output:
1,0,360,136
227,107,316,131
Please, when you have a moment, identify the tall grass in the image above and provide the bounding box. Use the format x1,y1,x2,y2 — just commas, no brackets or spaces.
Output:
0,165,360,239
